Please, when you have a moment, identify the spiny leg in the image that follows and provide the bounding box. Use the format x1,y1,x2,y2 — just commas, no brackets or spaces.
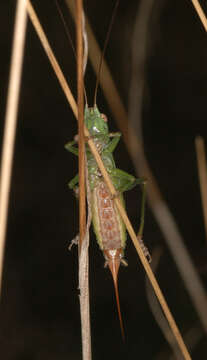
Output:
109,169,151,262
109,169,147,238
137,180,151,263
137,180,146,238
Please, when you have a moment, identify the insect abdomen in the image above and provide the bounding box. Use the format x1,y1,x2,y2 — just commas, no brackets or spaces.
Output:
92,181,126,252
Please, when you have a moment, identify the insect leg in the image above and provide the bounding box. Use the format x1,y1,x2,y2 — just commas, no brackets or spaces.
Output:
137,181,152,262
110,173,147,238
106,132,121,153
108,132,121,138
110,170,151,261
65,140,78,156
110,168,146,193
68,173,79,189
137,180,146,238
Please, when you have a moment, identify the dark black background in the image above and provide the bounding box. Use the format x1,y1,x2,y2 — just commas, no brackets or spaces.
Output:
0,0,207,359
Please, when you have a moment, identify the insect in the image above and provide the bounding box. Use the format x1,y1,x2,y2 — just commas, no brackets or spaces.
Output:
65,105,150,338
64,0,150,340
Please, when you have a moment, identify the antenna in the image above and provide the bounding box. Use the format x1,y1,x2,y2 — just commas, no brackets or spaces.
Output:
56,0,76,56
93,0,120,106
55,0,88,106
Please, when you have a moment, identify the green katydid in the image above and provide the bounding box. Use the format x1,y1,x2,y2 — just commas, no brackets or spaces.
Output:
64,0,151,340
65,106,151,339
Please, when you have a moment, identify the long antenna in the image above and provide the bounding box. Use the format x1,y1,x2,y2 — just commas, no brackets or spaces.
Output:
55,0,88,105
93,0,120,106
56,0,76,56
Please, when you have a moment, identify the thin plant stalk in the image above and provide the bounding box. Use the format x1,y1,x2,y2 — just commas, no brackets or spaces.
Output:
76,0,91,359
195,136,207,242
79,159,92,360
27,4,191,359
0,0,27,295
190,0,207,31
76,0,86,253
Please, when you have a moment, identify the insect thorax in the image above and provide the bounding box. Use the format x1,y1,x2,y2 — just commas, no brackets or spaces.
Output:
84,105,109,137
87,150,115,190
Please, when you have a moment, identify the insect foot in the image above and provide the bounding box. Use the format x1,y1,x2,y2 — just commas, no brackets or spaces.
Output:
121,258,128,267
73,186,79,198
68,234,79,251
137,235,152,263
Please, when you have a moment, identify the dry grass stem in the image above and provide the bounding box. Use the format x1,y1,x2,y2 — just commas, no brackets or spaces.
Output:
82,12,88,76
191,0,207,31
195,136,207,241
28,3,191,359
145,247,182,358
76,1,91,359
0,0,27,295
79,159,92,360
76,0,86,252
157,324,203,360
146,248,203,358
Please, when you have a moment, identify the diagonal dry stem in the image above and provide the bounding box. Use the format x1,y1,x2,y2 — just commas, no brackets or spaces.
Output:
27,3,191,359
190,0,207,31
0,0,27,296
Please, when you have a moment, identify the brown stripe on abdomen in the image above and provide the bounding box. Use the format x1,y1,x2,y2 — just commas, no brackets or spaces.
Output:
96,181,122,250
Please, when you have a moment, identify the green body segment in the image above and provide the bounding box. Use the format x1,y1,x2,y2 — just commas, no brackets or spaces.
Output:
65,105,142,260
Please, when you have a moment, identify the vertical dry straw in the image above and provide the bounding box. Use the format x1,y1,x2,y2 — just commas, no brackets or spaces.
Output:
0,0,27,296
76,0,86,252
76,1,91,359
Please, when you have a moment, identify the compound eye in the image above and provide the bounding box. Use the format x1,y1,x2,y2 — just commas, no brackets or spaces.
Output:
101,113,108,122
